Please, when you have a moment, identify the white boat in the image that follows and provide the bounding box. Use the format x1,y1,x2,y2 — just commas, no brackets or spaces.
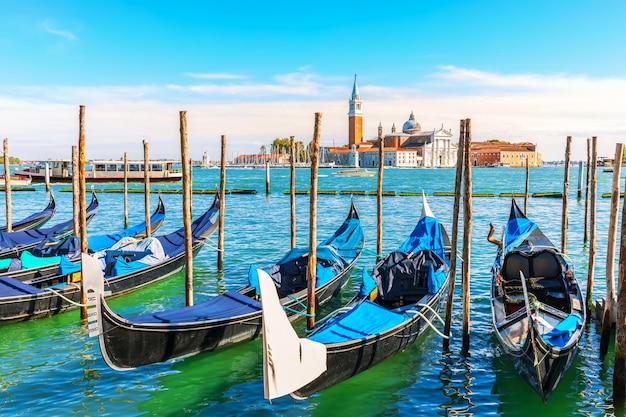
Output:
332,168,376,177
0,175,32,187
15,159,182,183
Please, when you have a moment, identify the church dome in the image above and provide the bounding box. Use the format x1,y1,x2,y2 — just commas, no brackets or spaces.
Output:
402,111,421,134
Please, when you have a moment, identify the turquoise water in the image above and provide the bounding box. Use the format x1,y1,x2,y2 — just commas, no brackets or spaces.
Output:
0,166,621,416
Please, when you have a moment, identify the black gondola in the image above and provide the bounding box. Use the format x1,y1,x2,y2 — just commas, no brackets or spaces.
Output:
0,193,218,324
258,195,450,400
0,194,166,282
84,200,363,370
489,199,585,402
0,192,56,232
0,191,99,259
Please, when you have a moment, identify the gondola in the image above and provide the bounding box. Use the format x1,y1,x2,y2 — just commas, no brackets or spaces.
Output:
0,191,99,259
0,195,166,282
84,200,363,370
258,194,450,400
488,199,585,402
0,193,218,324
0,192,56,232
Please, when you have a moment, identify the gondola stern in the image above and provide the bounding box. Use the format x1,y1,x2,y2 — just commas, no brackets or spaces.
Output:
258,268,327,400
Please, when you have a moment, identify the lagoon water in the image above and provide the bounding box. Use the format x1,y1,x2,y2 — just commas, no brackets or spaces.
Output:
0,165,622,416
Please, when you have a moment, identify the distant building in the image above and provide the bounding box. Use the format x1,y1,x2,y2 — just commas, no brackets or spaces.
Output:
470,141,542,167
328,76,457,168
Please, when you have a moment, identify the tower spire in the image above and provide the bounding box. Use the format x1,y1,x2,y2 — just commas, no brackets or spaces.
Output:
348,74,363,147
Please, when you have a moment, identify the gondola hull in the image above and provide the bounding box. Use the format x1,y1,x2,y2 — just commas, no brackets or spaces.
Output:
0,192,99,260
292,285,447,398
490,199,585,402
97,259,354,369
0,193,56,232
88,200,364,370
0,194,218,324
0,241,207,323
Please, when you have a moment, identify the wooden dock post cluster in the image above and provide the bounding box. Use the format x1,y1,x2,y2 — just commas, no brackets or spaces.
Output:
586,136,598,316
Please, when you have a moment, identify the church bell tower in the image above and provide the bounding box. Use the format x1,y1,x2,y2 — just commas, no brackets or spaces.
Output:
348,75,363,147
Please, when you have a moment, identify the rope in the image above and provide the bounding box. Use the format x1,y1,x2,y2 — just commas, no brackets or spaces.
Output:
405,309,449,339
43,286,87,307
415,302,446,326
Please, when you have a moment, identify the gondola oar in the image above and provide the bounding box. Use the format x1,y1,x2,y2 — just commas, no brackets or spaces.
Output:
520,270,545,401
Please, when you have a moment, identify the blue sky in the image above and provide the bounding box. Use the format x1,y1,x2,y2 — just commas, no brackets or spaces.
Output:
1,1,626,162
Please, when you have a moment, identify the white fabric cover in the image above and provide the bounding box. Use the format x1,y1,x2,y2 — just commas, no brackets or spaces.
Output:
258,269,327,400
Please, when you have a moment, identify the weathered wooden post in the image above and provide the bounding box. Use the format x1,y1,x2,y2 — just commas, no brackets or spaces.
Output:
179,111,193,306
600,142,624,357
524,156,529,215
265,160,270,195
290,136,296,249
577,160,583,200
123,152,128,229
78,105,88,320
584,138,591,243
45,162,50,193
462,118,472,353
376,122,384,262
443,119,465,350
586,136,597,318
3,138,11,232
562,136,571,254
614,153,626,403
307,112,321,331
143,139,151,238
217,135,226,271
72,146,79,236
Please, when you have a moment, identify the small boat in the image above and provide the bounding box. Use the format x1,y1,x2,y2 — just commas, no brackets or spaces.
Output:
0,191,99,260
0,174,32,187
0,195,165,281
258,194,450,399
0,192,56,232
84,200,363,370
489,199,585,402
0,193,218,324
15,159,182,183
332,168,376,177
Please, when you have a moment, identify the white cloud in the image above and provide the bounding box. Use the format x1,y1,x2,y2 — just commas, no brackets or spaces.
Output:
1,67,625,163
43,21,77,41
183,73,247,80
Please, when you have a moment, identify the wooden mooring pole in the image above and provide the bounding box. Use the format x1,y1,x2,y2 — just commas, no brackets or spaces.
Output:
584,138,591,243
614,151,626,403
306,112,321,331
562,136,571,255
123,152,128,229
143,139,151,238
586,136,598,318
265,160,270,195
461,118,472,353
290,136,296,249
600,142,623,357
78,105,88,320
376,123,384,262
577,160,583,200
443,118,465,350
3,138,12,233
180,111,193,306
524,156,529,215
72,146,79,236
217,135,226,271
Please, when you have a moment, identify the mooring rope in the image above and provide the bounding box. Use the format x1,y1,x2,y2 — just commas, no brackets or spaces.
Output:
43,286,87,307
405,309,449,339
